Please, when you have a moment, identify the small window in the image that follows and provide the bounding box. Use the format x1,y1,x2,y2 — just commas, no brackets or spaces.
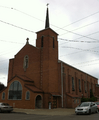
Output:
72,77,75,91
74,99,76,104
53,37,55,48
2,92,5,100
79,79,81,92
93,84,95,93
77,99,79,103
41,36,44,48
26,91,30,100
89,83,90,90
84,81,87,93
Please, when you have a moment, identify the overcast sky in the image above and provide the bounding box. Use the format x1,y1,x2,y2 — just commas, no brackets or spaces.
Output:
0,0,99,86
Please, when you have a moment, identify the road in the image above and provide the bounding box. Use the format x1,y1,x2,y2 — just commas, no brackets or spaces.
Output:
0,112,99,120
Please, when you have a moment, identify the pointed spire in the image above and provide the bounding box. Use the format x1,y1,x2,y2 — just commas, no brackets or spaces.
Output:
45,4,50,29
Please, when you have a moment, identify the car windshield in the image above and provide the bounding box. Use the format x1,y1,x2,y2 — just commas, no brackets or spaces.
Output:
79,102,90,107
1,103,9,106
95,102,99,105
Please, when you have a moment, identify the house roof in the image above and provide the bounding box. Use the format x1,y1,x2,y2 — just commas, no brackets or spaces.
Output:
25,84,43,93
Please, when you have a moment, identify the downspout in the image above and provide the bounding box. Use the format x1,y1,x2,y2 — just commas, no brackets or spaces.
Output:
86,74,88,98
61,62,63,108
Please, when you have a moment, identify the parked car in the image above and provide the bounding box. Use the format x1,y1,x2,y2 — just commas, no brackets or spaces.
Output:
75,102,98,115
0,103,13,113
95,101,99,111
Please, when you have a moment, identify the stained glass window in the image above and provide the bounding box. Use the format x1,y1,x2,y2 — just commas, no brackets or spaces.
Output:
9,81,22,100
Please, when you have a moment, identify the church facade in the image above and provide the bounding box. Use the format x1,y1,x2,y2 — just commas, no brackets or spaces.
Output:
0,8,99,109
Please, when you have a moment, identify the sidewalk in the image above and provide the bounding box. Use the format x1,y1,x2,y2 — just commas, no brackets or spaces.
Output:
13,108,75,116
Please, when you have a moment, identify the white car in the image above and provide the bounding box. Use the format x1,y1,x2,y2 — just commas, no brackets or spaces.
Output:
75,102,98,115
0,103,13,113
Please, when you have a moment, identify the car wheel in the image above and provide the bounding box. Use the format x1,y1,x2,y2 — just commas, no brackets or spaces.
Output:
88,109,91,115
96,109,98,113
0,108,2,113
76,113,78,115
8,111,11,113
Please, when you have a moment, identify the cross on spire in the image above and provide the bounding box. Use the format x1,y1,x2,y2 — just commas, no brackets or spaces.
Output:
26,38,29,44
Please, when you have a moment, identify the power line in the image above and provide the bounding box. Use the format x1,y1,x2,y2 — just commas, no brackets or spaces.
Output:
60,46,99,57
59,31,99,46
61,46,99,53
72,59,99,66
12,8,99,42
56,10,99,31
12,8,44,23
0,35,99,59
1,6,99,42
74,31,99,41
74,62,99,68
0,19,35,33
0,39,24,44
58,38,99,43
57,26,99,41
60,20,99,36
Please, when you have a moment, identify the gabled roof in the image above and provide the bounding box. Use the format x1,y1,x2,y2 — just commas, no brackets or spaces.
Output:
25,84,43,93
8,75,34,83
36,27,58,35
15,43,40,57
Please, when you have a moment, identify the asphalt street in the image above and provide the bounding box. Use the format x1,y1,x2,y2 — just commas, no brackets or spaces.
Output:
0,112,99,120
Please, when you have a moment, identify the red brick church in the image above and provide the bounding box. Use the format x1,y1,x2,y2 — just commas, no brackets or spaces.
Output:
0,7,99,109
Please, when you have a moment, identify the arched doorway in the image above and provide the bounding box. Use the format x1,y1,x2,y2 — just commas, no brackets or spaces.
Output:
35,95,42,109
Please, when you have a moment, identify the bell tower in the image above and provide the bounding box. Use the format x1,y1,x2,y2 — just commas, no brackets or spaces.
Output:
36,6,59,94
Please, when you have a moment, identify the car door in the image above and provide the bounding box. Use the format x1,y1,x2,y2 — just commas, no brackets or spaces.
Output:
91,102,96,113
93,103,96,112
90,103,94,113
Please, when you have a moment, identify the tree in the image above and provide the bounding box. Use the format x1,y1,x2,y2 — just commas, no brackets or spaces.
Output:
0,83,5,91
81,89,97,102
90,89,94,98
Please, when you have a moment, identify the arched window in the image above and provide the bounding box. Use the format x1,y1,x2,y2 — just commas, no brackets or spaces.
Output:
8,81,22,100
2,92,5,100
41,36,44,48
24,55,29,70
26,91,30,100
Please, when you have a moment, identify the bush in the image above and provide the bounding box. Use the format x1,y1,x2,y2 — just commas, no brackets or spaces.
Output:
81,89,97,102
81,98,89,102
81,97,97,102
89,97,97,102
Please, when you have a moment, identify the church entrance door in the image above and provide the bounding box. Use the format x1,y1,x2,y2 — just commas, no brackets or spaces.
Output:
53,96,57,108
35,95,42,109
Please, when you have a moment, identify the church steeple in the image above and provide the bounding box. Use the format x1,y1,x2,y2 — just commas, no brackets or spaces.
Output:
45,4,50,29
